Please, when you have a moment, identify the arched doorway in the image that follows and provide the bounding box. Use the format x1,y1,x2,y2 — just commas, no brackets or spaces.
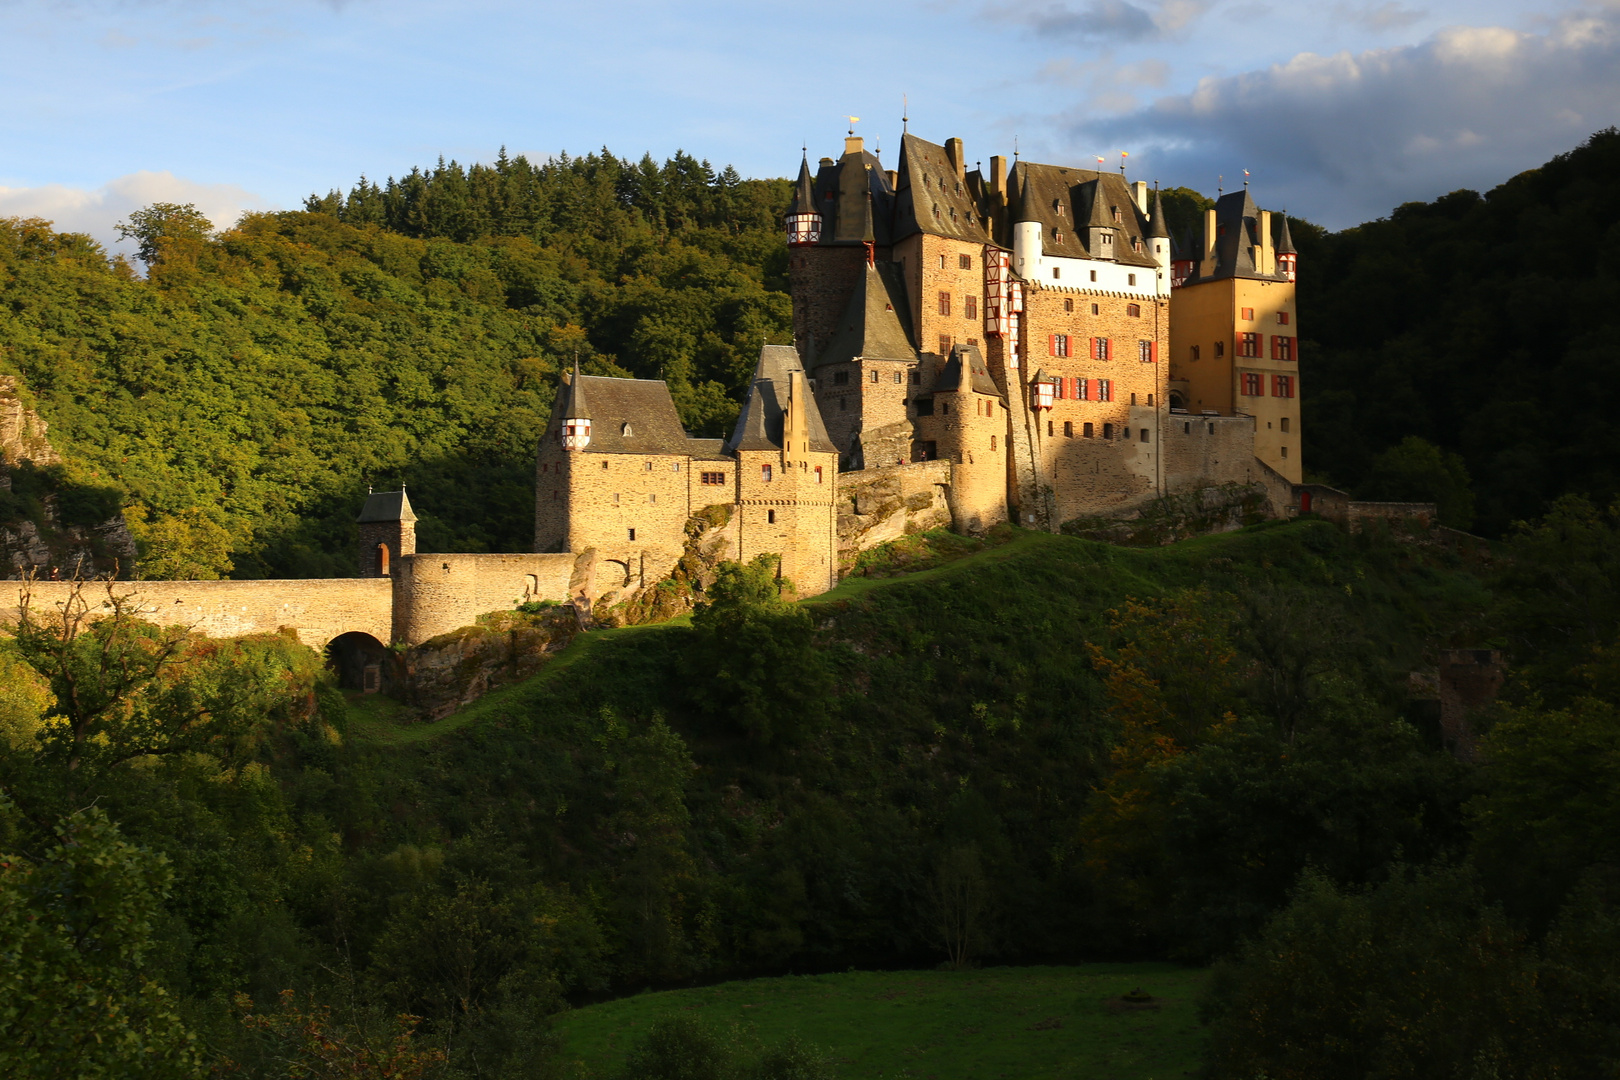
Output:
377,543,391,575
326,631,392,694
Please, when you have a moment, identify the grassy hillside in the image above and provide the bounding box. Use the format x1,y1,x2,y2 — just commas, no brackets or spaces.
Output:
553,964,1209,1080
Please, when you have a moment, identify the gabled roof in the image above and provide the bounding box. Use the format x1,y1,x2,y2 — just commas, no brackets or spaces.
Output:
1183,190,1293,284
544,373,696,455
813,262,917,368
810,144,896,246
727,345,837,455
357,489,416,524
891,133,997,246
927,344,1003,399
1007,161,1158,268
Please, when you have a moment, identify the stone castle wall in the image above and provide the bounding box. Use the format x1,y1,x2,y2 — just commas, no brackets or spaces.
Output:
835,460,953,572
5,576,393,649
393,552,578,646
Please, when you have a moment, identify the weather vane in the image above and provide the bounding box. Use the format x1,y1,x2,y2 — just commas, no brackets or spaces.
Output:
846,115,860,136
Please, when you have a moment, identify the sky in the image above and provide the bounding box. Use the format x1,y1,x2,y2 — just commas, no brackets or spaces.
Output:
1,0,1616,252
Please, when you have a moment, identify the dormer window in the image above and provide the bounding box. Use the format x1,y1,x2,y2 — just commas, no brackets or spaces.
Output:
1102,233,1113,247
1111,206,1122,223
1053,229,1063,243
1131,237,1141,252
621,422,632,436
1055,201,1065,216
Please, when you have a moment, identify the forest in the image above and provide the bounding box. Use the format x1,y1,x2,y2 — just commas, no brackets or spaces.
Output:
2,133,1620,1077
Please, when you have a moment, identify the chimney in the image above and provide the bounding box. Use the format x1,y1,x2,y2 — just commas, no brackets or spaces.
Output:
1258,210,1273,275
1204,207,1218,264
946,138,966,180
886,169,898,190
989,155,1008,201
1131,181,1149,215
844,136,864,157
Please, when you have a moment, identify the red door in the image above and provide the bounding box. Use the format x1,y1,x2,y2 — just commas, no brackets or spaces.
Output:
1300,491,1313,513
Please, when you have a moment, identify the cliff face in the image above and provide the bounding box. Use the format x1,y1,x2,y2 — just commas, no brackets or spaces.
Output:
0,376,137,579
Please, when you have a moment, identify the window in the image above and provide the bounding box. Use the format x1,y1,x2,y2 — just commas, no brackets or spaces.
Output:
1191,345,1201,360
1064,420,1073,437
965,295,978,320
1140,428,1149,442
767,509,776,524
1103,422,1114,439
1097,379,1113,401
1272,335,1294,362
649,493,656,504
938,291,951,316
613,492,620,505
1280,417,1291,433
622,422,633,436
645,460,653,471
1091,337,1111,360
672,462,681,472
870,369,880,383
1128,274,1137,286
1242,372,1263,396
1102,233,1113,247
1241,307,1254,320
1131,238,1141,253
1277,311,1290,325
1055,200,1065,216
628,528,636,541
1123,428,1130,439
1089,270,1097,282
1053,229,1063,243
938,254,947,269
1281,446,1289,458
833,370,849,386
1064,298,1074,312
1147,394,1153,405
1138,340,1156,363
939,334,953,354
1127,303,1141,317
959,254,972,269
815,466,823,483
1075,377,1089,400
1051,333,1071,357
1183,422,1191,434
1131,393,1137,405
1053,266,1061,279
762,464,773,482
1272,374,1295,398
602,460,609,469
893,371,904,384
1091,303,1099,315
1047,420,1054,437
1083,422,1094,437
1215,340,1225,358
1111,206,1122,223
701,471,725,485
991,435,997,450
1238,332,1261,357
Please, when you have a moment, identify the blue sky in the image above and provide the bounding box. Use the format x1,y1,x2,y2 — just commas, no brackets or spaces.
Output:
2,0,1616,249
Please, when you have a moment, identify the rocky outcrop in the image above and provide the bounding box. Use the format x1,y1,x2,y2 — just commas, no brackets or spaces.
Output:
835,461,953,574
399,606,581,720
594,503,739,627
0,376,137,579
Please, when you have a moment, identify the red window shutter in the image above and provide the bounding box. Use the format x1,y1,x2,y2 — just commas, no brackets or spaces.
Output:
1291,336,1299,360
1149,341,1158,363
1107,338,1114,361
1049,334,1057,356
1270,335,1277,360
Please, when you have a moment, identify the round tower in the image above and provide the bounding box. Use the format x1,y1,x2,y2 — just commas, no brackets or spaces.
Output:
1011,171,1042,277
561,357,592,450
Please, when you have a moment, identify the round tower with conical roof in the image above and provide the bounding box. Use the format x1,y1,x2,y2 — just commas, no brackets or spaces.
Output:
785,154,822,246
1011,171,1043,278
561,357,592,451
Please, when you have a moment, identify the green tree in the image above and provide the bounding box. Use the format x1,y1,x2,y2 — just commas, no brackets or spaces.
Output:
114,201,215,265
1359,435,1475,529
0,804,204,1080
689,555,832,745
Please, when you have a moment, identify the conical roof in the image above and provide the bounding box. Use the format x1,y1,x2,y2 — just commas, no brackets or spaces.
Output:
1276,212,1296,254
561,357,592,420
860,190,875,245
1084,179,1113,228
1148,188,1170,239
1012,170,1039,224
790,155,817,216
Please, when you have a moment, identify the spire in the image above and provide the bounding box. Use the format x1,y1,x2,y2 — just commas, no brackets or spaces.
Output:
1012,170,1038,224
563,356,592,419
861,190,875,265
790,153,816,215
1276,212,1297,254
1148,186,1170,239
1086,180,1113,228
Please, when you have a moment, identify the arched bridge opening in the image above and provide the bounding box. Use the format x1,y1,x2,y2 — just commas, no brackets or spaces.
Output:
325,631,394,695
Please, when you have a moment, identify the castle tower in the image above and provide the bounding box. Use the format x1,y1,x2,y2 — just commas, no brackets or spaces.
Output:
784,154,822,247
728,344,839,596
358,488,416,577
912,344,1009,533
1168,190,1301,483
788,135,894,361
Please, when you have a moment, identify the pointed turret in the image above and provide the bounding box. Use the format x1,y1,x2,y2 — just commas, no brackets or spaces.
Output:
1012,170,1044,277
860,190,875,265
1012,171,1039,223
1148,188,1170,239
785,153,823,246
560,358,593,450
1276,212,1297,281
357,488,417,578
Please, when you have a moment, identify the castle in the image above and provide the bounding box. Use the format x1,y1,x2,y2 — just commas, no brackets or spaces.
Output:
532,128,1304,598
9,128,1308,685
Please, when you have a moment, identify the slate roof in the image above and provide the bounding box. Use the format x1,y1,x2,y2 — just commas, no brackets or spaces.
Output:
1148,188,1171,239
560,357,592,419
726,345,837,455
544,373,696,455
1182,190,1294,284
810,145,897,246
890,133,998,246
1007,162,1158,269
925,344,1004,399
790,155,816,216
813,262,918,368
357,489,416,524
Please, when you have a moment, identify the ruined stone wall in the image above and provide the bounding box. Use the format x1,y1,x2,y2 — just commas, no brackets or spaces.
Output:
4,577,393,649
393,552,576,646
835,460,953,572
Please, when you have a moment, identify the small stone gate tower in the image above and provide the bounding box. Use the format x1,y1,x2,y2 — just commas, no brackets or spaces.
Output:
358,488,417,577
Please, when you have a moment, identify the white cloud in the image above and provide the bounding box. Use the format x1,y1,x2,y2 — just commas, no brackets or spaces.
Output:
0,171,273,255
1066,6,1620,226
990,0,1211,42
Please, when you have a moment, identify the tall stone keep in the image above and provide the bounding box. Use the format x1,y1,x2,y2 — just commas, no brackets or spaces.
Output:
358,488,417,577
